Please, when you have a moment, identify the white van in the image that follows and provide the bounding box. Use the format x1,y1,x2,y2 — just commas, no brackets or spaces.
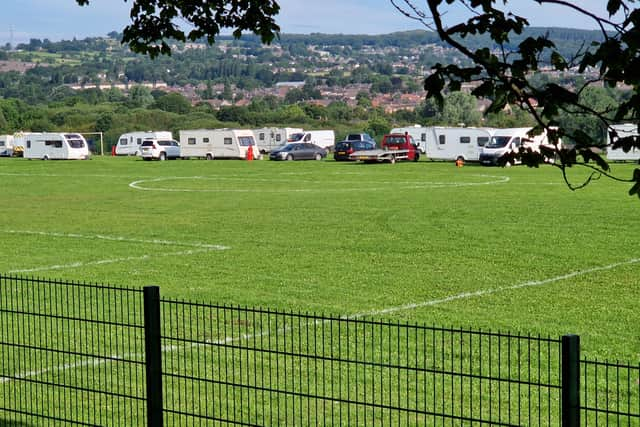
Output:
115,131,173,156
607,123,640,161
479,127,554,165
24,133,90,160
287,130,335,150
180,129,259,160
252,127,303,153
421,127,493,162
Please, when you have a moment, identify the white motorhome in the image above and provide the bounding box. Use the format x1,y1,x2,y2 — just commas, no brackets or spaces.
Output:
479,127,555,166
607,123,640,162
287,130,335,150
115,131,173,156
252,127,303,153
0,134,14,156
180,128,259,160
24,133,90,160
419,127,493,162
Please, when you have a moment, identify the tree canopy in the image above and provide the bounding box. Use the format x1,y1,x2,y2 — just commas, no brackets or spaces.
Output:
391,0,640,197
75,0,281,58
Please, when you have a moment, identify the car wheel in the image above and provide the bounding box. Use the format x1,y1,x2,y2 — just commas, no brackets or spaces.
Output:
43,155,49,161
286,154,294,161
314,153,322,161
206,153,214,161
413,152,420,162
159,152,166,161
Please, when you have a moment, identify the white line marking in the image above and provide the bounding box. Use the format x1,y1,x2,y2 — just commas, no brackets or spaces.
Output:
7,248,216,274
1,230,227,250
3,257,637,384
129,174,510,193
349,258,640,318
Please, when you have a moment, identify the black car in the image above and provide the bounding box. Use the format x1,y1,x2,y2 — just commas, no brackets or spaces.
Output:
333,140,376,161
269,143,327,161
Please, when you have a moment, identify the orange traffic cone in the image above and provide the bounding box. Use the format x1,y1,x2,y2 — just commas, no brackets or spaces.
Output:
246,146,254,161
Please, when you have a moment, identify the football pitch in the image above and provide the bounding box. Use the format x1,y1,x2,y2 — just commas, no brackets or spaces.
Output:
1,156,638,362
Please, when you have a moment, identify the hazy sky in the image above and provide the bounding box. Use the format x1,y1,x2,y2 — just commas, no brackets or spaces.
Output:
0,0,622,45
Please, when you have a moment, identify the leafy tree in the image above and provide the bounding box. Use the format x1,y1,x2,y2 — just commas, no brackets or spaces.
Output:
154,92,192,114
76,0,280,58
127,85,154,108
392,0,640,197
435,92,482,127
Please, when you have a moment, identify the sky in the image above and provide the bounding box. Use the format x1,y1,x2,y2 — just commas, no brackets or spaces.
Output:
0,0,622,46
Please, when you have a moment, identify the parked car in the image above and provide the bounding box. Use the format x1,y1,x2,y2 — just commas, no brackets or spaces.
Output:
269,143,327,161
140,139,181,161
334,140,376,161
346,133,376,145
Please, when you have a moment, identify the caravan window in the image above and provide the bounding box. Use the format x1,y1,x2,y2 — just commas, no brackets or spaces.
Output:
276,134,281,142
136,138,142,145
477,137,489,147
460,136,471,144
27,141,31,149
45,140,63,148
0,141,4,147
258,133,265,141
67,139,85,148
438,135,446,145
224,138,232,145
421,133,426,142
238,136,254,146
187,138,196,145
119,138,127,146
203,138,210,143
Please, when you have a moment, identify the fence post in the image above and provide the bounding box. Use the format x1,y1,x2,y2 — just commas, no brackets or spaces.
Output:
144,286,163,427
561,334,580,427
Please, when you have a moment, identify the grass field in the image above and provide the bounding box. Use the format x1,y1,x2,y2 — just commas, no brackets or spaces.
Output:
1,156,638,363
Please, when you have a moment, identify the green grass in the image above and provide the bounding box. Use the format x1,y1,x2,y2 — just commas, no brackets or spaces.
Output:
1,156,639,362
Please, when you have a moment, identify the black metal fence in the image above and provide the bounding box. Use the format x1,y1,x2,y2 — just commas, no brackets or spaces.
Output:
1,275,638,426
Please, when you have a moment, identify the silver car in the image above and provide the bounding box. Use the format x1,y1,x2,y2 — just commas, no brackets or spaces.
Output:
140,139,181,161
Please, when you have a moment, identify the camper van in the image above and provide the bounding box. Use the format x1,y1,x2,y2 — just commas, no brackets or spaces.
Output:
115,131,173,156
287,130,335,150
252,127,303,153
0,135,14,156
479,127,554,166
607,123,640,162
180,129,259,160
24,133,90,160
421,127,492,162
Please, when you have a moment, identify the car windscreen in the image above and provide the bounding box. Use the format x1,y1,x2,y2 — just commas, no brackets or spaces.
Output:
288,133,304,142
485,136,511,148
335,142,350,150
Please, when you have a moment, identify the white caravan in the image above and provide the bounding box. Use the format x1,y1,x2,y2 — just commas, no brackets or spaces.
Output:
0,134,14,156
5,132,41,157
413,127,492,162
252,127,303,153
287,130,335,150
479,127,556,165
24,133,90,160
115,131,173,156
180,128,258,160
607,123,640,161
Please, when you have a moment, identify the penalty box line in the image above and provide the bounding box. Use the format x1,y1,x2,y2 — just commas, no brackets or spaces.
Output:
1,229,230,274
